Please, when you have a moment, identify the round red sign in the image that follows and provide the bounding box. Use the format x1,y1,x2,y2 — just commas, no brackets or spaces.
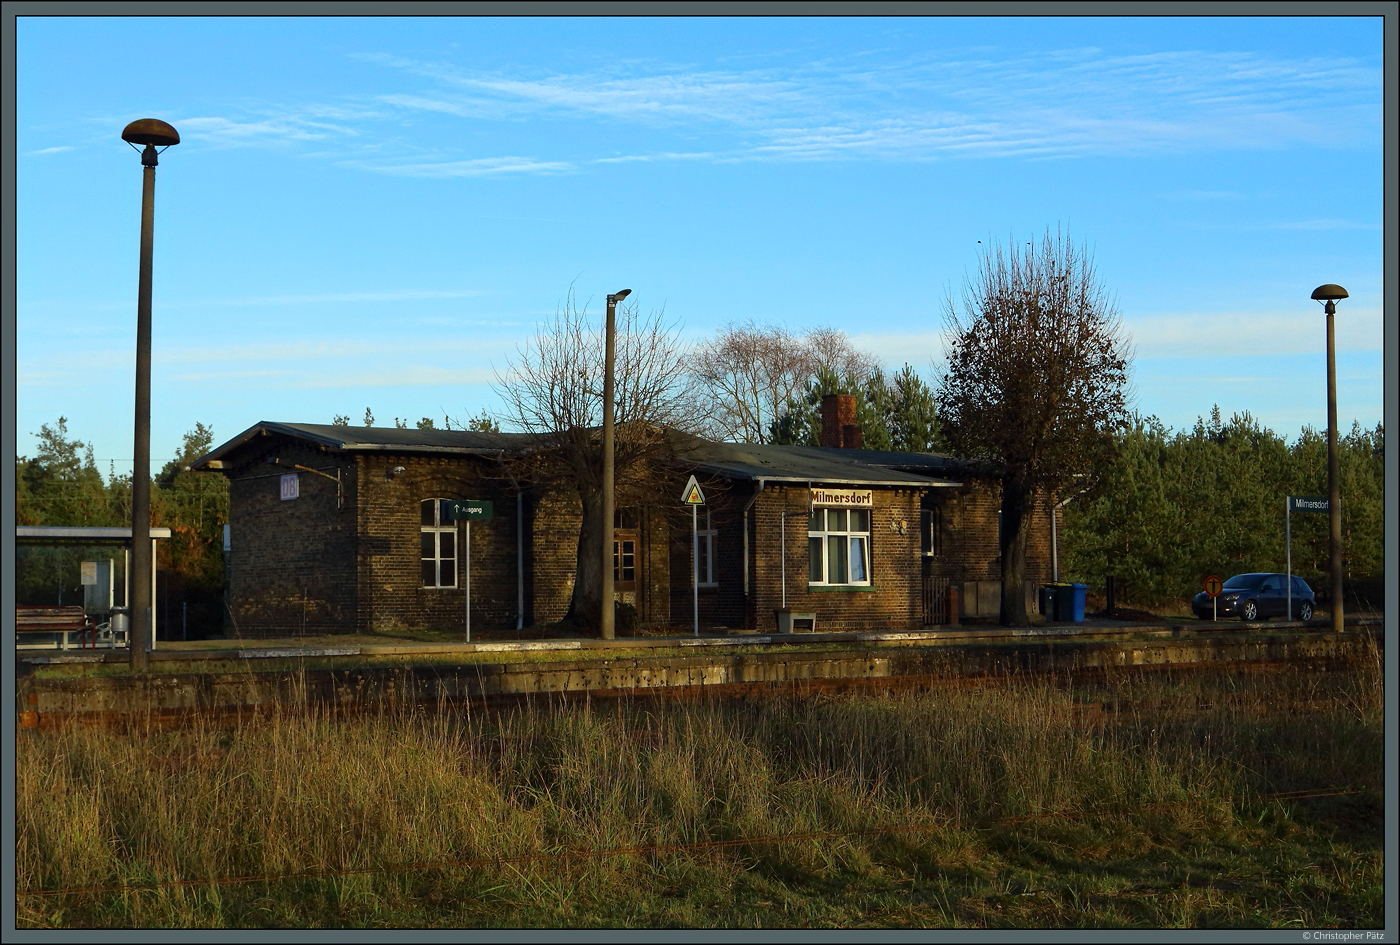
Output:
1204,574,1223,598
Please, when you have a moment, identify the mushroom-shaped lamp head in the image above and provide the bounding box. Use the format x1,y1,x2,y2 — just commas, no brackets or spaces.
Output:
121,119,181,147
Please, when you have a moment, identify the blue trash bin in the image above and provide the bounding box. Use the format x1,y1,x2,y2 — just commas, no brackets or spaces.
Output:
1068,583,1087,622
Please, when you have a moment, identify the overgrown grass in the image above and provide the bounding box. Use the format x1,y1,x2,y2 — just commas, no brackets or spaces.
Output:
16,640,1383,929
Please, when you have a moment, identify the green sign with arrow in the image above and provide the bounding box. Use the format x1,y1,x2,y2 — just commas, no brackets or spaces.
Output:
446,500,493,520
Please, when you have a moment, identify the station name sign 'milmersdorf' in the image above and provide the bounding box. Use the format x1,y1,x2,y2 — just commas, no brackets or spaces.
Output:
1288,496,1330,513
810,488,873,508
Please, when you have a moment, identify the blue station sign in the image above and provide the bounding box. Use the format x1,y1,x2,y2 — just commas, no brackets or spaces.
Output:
1288,495,1329,513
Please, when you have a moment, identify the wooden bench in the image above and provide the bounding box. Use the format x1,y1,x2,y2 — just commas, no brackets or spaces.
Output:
15,605,98,650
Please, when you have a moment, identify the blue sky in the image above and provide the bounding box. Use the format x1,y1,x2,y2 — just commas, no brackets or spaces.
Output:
13,14,1387,475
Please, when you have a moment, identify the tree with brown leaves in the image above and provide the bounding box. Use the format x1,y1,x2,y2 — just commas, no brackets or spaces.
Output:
938,228,1133,626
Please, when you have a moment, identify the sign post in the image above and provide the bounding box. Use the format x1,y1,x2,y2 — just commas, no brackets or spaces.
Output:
681,475,705,637
447,501,494,642
1204,573,1222,622
1286,496,1328,620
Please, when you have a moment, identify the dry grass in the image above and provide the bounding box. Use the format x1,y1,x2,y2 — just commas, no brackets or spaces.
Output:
16,640,1384,929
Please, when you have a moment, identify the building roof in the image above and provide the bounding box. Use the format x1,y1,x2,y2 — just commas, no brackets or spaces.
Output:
190,421,535,470
193,421,972,488
683,441,965,488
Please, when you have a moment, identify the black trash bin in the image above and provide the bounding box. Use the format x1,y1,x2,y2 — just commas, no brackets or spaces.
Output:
1060,582,1088,623
1041,583,1070,620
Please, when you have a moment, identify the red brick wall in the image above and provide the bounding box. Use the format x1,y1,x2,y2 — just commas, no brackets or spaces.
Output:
921,479,1058,585
224,433,1059,637
226,444,357,638
226,440,530,637
739,485,926,633
664,476,1061,634
528,485,581,624
354,454,524,636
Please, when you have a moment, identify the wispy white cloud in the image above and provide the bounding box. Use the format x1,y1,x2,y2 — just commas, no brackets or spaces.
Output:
175,111,367,148
156,336,515,364
165,365,497,388
289,366,498,389
1166,189,1253,201
848,331,953,370
1265,219,1382,231
167,368,298,382
364,45,1379,165
180,289,485,307
1125,309,1383,358
843,307,1384,369
27,145,74,155
593,151,716,164
351,156,575,177
1184,218,1381,232
80,42,1375,174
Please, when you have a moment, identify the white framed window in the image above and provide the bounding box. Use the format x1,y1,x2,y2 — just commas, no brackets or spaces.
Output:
696,510,718,587
421,499,457,588
808,507,871,586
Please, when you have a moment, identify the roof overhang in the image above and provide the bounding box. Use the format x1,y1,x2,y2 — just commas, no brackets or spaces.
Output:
190,420,521,472
692,465,961,489
17,526,174,544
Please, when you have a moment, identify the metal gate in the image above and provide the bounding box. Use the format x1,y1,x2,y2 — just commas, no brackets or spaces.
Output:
922,575,951,626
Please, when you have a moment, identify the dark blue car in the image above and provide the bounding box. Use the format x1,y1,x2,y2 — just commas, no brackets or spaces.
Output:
1192,573,1315,622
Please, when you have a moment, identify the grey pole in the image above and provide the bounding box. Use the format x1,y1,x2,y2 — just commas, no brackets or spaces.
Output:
130,158,154,670
692,503,699,637
1285,497,1292,620
601,288,630,640
121,119,179,671
470,518,476,644
1325,300,1343,633
1312,285,1348,634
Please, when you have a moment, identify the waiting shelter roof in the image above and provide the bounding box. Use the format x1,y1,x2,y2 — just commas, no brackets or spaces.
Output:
17,526,173,544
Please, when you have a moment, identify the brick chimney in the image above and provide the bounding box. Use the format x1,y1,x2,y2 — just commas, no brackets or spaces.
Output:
820,394,861,448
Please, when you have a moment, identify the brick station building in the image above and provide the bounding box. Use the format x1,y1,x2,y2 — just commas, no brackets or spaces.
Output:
193,397,1060,638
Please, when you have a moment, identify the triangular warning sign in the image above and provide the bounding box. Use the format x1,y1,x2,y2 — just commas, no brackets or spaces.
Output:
681,474,705,505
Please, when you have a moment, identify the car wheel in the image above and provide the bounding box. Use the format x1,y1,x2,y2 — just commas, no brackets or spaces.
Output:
1298,601,1313,622
1241,600,1259,621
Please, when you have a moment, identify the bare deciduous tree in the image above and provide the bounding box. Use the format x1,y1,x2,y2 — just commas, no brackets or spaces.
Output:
695,322,880,443
495,291,704,632
937,227,1133,626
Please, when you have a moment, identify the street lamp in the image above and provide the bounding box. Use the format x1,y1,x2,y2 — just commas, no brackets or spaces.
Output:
601,287,631,640
1311,283,1348,634
122,118,180,670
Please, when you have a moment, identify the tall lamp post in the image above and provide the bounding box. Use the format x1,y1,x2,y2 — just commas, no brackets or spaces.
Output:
1311,284,1348,634
122,118,180,670
600,288,631,640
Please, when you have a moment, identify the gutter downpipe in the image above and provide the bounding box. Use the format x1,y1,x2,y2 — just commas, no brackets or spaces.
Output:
1050,492,1080,582
517,488,525,630
741,479,766,598
742,479,766,631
